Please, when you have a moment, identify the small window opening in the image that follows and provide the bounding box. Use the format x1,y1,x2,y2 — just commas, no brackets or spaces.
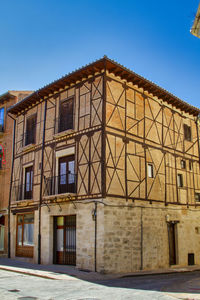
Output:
181,160,186,169
177,174,183,187
184,124,192,142
147,163,154,178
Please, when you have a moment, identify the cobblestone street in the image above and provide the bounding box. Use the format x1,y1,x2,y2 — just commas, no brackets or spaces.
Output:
0,259,200,299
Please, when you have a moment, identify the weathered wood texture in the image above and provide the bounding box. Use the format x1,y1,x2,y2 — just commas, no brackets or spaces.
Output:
105,74,200,205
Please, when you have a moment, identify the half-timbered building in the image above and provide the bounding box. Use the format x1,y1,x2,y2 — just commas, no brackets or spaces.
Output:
0,91,32,257
8,57,200,273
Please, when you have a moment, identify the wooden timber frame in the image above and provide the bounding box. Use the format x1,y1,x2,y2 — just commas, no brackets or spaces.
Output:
7,56,200,262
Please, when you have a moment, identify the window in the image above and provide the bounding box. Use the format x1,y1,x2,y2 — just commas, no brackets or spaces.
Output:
0,107,4,132
17,214,34,247
58,155,75,194
59,98,74,132
177,174,183,187
181,160,186,169
147,163,154,178
25,114,36,146
195,193,200,202
189,160,193,171
24,166,33,199
184,124,192,142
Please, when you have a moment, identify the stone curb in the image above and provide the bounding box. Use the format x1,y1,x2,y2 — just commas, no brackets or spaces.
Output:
121,268,200,278
0,266,78,281
1,264,200,281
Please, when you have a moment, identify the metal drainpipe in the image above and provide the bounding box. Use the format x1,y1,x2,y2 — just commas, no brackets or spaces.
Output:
7,114,16,258
94,202,97,272
140,207,143,270
38,99,47,264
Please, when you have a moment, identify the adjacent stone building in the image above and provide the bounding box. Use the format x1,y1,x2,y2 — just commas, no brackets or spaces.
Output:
8,57,200,273
0,91,32,256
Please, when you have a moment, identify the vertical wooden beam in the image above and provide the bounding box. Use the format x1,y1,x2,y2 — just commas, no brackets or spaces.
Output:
7,114,16,258
94,202,97,272
162,105,164,147
124,83,128,201
38,99,47,264
140,207,143,270
102,70,106,198
164,151,167,206
88,132,92,194
174,154,179,204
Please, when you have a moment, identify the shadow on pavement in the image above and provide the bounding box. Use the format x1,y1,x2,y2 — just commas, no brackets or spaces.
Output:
1,258,200,295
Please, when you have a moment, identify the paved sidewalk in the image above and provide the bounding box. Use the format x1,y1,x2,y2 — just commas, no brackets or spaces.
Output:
0,257,200,282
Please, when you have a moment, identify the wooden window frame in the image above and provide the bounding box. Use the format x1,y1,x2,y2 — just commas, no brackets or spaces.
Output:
58,97,74,133
180,160,186,169
183,124,192,142
24,165,34,200
147,163,154,178
189,160,193,171
25,113,37,146
16,213,34,257
58,155,75,194
195,193,200,202
177,174,183,188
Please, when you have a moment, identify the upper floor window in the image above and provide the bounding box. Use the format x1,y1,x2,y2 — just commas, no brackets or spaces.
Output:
181,160,186,169
147,163,154,178
177,174,183,187
59,98,74,133
195,193,200,202
58,155,75,194
25,114,36,146
24,166,33,200
184,124,192,142
0,107,4,132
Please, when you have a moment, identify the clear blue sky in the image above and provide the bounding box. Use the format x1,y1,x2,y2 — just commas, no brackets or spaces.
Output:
0,0,199,108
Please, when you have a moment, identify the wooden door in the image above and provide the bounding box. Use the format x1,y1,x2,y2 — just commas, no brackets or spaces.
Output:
54,215,76,265
168,223,176,265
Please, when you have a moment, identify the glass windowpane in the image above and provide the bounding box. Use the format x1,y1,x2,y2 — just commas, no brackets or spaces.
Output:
0,226,4,250
24,214,34,223
17,225,22,245
57,229,63,251
23,224,34,246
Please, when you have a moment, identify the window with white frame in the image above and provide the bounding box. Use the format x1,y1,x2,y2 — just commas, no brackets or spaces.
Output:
147,163,154,178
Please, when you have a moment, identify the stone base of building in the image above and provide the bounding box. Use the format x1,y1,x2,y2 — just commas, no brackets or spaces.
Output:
10,198,200,274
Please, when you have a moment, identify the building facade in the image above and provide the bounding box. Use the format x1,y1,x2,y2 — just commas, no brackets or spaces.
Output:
0,91,32,256
191,2,200,38
8,57,200,273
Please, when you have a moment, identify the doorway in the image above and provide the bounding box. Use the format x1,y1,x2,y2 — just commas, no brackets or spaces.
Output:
168,222,177,265
54,215,76,265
